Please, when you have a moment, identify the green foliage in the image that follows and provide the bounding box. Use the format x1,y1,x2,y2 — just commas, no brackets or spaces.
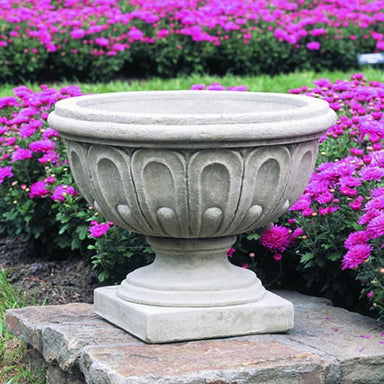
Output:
88,226,153,283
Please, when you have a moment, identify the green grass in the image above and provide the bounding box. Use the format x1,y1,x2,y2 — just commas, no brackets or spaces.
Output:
0,269,46,384
1,67,384,96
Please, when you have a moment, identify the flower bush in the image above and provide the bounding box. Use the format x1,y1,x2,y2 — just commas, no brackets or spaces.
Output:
223,73,384,319
0,84,150,281
1,0,384,81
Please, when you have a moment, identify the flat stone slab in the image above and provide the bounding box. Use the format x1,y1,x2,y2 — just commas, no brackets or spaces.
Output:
5,291,384,384
81,339,331,384
94,286,294,343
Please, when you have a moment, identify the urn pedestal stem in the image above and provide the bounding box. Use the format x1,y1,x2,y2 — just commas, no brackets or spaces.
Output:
116,236,266,307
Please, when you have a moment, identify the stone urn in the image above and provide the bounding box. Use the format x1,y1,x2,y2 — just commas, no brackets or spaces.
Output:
48,90,336,343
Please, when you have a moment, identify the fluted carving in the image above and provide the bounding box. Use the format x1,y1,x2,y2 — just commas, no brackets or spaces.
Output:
66,140,318,238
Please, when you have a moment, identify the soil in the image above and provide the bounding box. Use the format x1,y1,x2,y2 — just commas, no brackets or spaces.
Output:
0,237,101,305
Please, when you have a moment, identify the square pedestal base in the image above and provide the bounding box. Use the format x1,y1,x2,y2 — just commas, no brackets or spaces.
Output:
94,286,294,343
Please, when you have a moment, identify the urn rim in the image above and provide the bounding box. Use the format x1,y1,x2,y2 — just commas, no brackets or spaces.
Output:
48,90,336,147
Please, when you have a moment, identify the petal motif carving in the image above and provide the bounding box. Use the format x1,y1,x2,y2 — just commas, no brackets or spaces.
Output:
88,146,151,233
130,149,188,237
188,150,243,237
69,142,318,238
65,141,95,206
231,146,291,233
286,140,318,206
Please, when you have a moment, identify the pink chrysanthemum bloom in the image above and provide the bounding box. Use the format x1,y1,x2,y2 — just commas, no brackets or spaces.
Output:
319,205,340,215
349,195,364,211
42,128,59,139
11,148,33,162
88,221,112,238
350,147,364,156
371,187,384,198
260,224,291,253
227,247,236,258
0,166,13,184
342,243,372,270
38,151,59,164
19,124,37,138
365,196,384,211
29,180,50,198
206,82,225,91
315,191,334,204
51,185,76,202
290,194,312,211
307,41,320,50
191,84,205,90
340,176,361,188
359,165,384,182
339,185,358,197
128,27,144,41
29,139,56,153
358,209,381,225
227,85,248,92
366,214,384,239
70,28,86,39
344,230,370,249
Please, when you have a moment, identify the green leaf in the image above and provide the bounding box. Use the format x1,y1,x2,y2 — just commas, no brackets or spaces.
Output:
77,225,89,240
300,253,315,264
246,233,260,241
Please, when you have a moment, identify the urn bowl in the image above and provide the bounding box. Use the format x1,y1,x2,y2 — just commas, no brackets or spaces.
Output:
48,91,335,239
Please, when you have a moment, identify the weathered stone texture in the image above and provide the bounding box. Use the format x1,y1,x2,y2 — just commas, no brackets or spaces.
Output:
5,292,384,384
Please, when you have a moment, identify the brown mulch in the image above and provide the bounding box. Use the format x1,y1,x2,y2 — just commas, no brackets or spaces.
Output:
0,237,101,305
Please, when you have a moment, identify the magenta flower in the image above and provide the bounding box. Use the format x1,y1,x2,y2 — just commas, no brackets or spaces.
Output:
44,176,56,184
206,83,225,91
350,148,364,156
128,27,144,41
157,29,169,39
339,186,358,197
311,28,327,36
70,29,86,39
307,41,321,50
38,151,59,164
315,191,334,204
319,205,340,215
29,180,50,198
273,253,282,261
290,194,312,211
191,84,206,90
344,231,370,249
227,247,236,257
0,166,13,184
88,221,112,238
359,166,384,182
29,139,56,153
11,148,33,162
342,243,372,270
349,196,364,211
260,224,291,253
51,185,76,202
42,128,59,139
227,85,248,92
366,214,384,239
95,37,109,46
19,124,38,138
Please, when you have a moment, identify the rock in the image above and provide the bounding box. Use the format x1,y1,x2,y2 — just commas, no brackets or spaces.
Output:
80,339,331,384
5,291,384,384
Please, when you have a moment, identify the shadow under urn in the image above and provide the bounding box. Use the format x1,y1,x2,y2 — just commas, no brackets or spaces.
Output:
48,91,336,343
